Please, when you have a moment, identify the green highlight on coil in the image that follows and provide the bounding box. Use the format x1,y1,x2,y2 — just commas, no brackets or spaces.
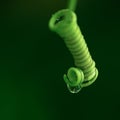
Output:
49,9,98,93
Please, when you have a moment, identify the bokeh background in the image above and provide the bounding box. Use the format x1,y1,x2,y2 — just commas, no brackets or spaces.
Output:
0,0,120,120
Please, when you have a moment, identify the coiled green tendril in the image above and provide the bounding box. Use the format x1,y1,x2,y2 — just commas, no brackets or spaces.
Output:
49,3,98,93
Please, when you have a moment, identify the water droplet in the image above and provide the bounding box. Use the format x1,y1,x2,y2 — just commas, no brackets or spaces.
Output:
67,84,82,93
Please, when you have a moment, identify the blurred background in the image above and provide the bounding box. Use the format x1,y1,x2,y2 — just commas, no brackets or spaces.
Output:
0,0,120,120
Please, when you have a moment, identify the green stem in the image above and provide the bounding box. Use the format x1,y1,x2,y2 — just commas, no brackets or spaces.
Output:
67,0,78,11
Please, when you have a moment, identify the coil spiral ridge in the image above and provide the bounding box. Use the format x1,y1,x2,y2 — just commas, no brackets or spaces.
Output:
49,9,98,93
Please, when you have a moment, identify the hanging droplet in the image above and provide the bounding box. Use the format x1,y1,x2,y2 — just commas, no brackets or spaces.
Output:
67,84,82,93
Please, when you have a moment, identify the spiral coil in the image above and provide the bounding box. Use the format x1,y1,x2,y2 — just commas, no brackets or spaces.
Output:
49,9,98,93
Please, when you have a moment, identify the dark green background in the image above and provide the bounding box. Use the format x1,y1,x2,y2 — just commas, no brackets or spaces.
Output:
0,0,120,120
